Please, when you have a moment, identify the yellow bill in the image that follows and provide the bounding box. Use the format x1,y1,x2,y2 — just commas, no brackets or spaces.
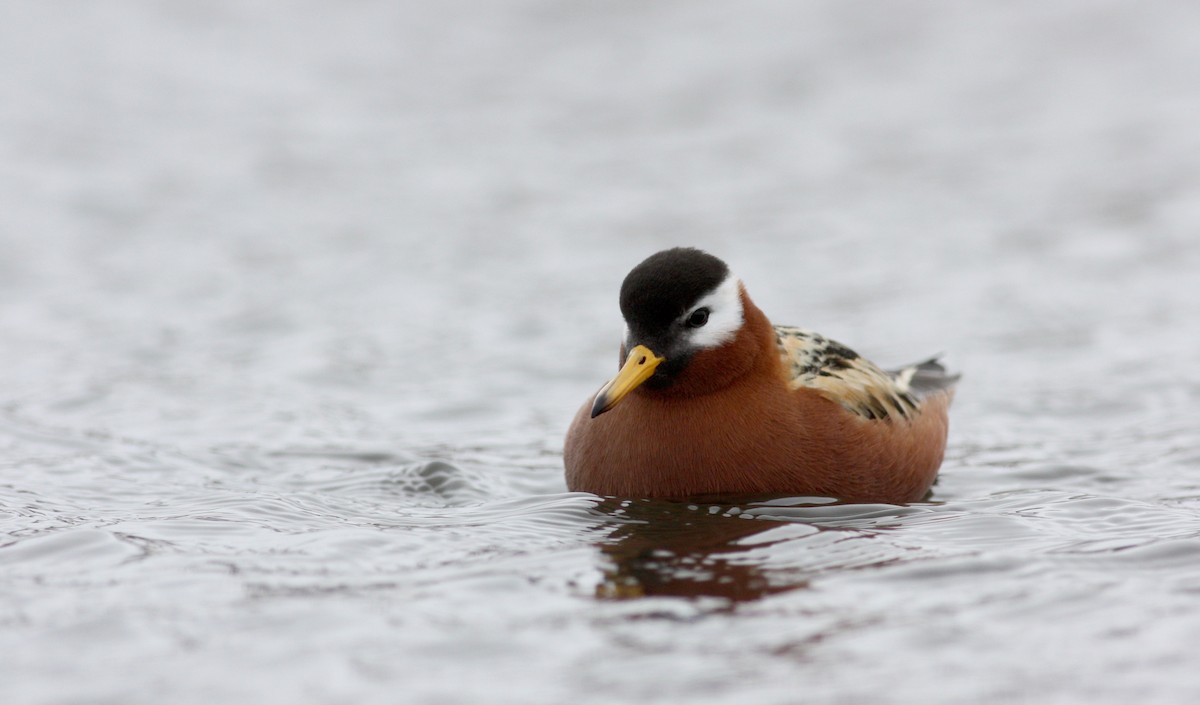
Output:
590,345,665,418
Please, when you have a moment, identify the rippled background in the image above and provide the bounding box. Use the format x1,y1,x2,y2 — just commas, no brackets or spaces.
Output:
3,1,1199,703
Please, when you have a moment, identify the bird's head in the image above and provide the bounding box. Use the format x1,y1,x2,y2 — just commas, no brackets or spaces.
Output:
591,248,760,417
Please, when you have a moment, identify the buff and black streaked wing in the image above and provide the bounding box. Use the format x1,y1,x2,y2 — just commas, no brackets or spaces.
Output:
773,325,958,421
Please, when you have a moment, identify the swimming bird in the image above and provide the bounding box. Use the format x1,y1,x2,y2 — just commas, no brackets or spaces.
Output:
564,247,959,503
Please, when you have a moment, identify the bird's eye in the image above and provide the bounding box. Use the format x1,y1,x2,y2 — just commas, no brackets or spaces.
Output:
686,307,710,328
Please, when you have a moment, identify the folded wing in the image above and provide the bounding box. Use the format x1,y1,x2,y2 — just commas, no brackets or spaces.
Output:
774,325,958,421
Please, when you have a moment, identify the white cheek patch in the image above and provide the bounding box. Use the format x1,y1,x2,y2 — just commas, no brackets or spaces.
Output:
685,276,744,350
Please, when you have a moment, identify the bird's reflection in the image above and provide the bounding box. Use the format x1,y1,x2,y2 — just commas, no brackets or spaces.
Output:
590,496,813,604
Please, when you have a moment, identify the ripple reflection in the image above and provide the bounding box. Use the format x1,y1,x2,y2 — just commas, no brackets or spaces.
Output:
592,498,802,603
586,495,948,605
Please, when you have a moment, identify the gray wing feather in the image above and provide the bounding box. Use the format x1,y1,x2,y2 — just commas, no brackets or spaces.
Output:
887,357,961,399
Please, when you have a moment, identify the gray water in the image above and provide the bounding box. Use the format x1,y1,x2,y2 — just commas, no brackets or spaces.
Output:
3,1,1199,703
